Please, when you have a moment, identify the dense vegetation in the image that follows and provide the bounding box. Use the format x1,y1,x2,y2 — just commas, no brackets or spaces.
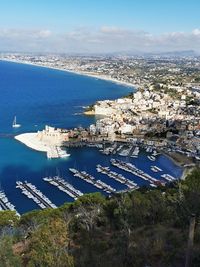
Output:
1,169,200,267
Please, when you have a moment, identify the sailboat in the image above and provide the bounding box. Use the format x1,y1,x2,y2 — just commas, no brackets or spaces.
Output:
12,116,21,128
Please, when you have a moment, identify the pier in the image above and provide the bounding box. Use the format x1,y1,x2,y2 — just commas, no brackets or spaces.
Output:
69,168,116,194
16,181,57,209
151,165,163,172
0,191,19,215
96,164,138,189
43,176,83,199
111,143,120,154
0,197,7,210
128,145,136,157
110,159,165,187
118,145,132,157
47,146,59,159
161,174,176,182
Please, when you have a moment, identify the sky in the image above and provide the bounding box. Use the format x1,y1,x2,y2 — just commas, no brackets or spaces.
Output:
0,0,200,54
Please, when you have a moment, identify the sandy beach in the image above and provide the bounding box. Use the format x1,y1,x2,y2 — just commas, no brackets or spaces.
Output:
0,58,137,89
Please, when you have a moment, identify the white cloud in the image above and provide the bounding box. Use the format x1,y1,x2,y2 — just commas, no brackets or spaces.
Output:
0,28,52,39
36,30,52,38
0,26,200,53
100,26,125,34
192,28,200,36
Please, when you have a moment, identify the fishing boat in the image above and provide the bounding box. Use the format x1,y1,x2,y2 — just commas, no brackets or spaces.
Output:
12,116,21,128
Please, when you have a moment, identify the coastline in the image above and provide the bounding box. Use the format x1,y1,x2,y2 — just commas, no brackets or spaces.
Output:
180,166,195,180
160,150,194,167
4,58,191,180
160,150,195,180
83,110,96,115
0,58,136,89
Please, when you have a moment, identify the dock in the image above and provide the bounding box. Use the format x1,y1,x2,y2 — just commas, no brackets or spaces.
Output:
161,174,176,182
43,176,83,200
0,191,20,215
110,159,165,187
69,168,116,194
47,146,59,159
47,146,70,159
111,143,121,154
118,145,132,157
96,164,138,189
151,165,163,172
16,181,57,209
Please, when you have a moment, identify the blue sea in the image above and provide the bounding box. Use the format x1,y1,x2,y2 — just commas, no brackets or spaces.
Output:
0,60,183,214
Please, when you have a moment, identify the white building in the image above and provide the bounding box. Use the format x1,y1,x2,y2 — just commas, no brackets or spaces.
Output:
37,125,69,145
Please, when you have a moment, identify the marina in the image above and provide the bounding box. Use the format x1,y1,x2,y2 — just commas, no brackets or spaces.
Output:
118,145,132,157
146,146,153,153
110,159,165,187
0,61,183,214
96,164,138,189
130,146,140,158
16,181,57,209
100,142,118,155
100,143,140,158
43,176,83,199
0,191,19,215
69,168,116,193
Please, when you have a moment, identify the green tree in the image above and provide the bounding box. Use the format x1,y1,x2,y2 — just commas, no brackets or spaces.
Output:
0,210,19,228
26,218,74,267
0,236,22,267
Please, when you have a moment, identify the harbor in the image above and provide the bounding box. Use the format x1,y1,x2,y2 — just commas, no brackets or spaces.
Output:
0,61,184,214
69,168,116,194
96,164,138,189
0,141,183,214
43,176,83,200
0,191,19,216
16,181,57,209
110,159,166,187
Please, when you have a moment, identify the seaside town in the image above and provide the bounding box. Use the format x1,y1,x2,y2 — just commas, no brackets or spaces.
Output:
2,1,200,266
1,53,200,167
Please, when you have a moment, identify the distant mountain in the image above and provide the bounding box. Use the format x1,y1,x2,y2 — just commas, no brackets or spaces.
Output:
80,49,199,58
118,50,199,57
1,49,199,58
144,50,198,57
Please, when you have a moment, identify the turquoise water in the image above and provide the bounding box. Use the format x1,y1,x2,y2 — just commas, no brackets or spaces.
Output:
0,61,183,214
